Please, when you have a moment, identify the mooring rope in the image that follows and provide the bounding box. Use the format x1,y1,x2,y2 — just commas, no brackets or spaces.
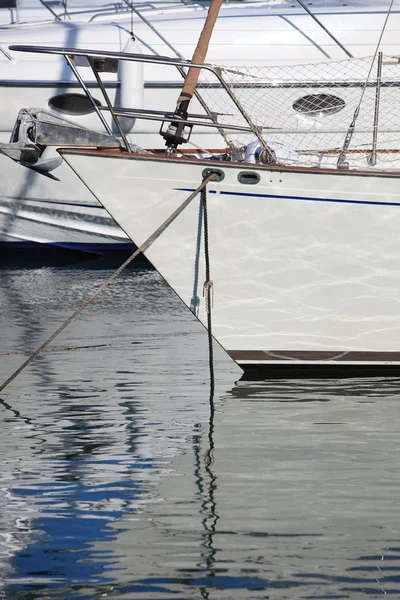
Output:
201,185,215,404
0,173,217,393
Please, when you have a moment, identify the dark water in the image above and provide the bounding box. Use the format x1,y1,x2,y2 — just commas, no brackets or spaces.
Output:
1,264,400,599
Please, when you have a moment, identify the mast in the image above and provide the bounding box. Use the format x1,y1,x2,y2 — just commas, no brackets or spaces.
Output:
161,0,224,152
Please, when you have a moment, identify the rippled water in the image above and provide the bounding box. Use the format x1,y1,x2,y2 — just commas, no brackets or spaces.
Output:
1,264,400,599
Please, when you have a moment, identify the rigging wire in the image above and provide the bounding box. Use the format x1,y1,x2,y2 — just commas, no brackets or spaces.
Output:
294,0,353,58
130,0,133,36
337,0,396,167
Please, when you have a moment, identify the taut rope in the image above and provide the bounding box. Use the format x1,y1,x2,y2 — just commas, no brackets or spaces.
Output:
0,173,217,392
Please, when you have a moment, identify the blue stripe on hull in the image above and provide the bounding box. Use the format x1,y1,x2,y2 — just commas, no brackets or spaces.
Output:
175,189,400,208
0,241,135,252
9,199,105,210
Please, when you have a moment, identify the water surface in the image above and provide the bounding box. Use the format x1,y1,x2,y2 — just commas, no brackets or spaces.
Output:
1,265,400,599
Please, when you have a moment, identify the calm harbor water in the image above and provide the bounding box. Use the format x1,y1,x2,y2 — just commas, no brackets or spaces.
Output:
1,263,400,599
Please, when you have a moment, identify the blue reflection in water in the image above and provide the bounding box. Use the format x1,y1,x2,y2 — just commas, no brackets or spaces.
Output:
2,267,400,599
7,465,152,595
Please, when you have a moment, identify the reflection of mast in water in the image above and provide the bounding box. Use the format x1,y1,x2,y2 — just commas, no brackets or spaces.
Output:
193,392,219,599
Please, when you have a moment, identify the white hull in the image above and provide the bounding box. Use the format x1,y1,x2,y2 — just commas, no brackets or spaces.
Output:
3,1,400,251
62,149,400,377
0,21,138,252
0,152,130,252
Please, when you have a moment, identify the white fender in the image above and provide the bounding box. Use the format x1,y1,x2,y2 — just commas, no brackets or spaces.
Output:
115,36,144,135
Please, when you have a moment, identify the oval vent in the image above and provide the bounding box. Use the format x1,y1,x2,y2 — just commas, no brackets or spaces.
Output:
293,93,345,117
48,93,100,116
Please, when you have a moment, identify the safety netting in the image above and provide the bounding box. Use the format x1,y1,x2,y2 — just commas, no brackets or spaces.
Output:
196,55,400,169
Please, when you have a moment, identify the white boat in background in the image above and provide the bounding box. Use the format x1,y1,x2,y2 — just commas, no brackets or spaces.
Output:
0,1,192,255
3,0,400,257
0,0,137,27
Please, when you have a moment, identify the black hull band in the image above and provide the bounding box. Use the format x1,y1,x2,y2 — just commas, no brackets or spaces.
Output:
238,363,400,381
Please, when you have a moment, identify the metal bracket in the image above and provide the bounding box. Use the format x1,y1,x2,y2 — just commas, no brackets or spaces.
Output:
0,108,121,174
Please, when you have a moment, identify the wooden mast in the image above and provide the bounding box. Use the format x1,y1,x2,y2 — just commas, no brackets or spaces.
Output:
177,0,224,107
161,0,224,150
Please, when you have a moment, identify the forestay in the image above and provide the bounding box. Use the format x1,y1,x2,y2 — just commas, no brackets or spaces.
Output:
197,55,400,170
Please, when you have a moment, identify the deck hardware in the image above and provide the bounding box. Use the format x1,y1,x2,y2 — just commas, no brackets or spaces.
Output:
237,171,260,185
202,168,225,182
